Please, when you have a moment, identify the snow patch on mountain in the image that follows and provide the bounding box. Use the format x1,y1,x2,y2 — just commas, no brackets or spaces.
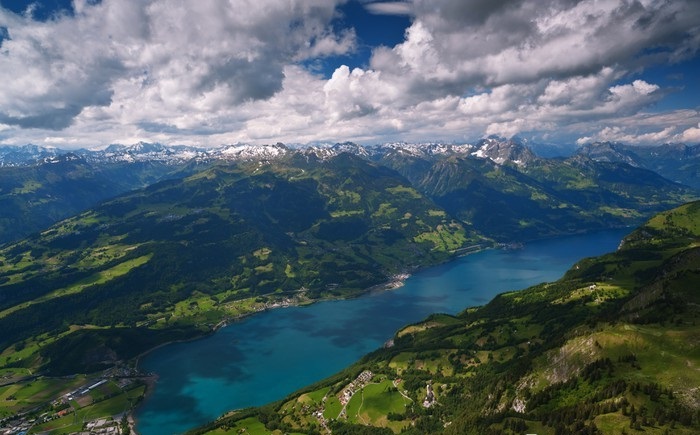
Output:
576,142,640,166
212,143,289,161
0,144,65,166
375,142,475,158
0,139,552,169
471,137,536,167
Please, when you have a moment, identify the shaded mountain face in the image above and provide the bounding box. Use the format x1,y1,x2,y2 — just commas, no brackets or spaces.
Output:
0,143,297,243
0,154,190,245
198,201,700,435
376,146,695,241
471,137,537,167
577,141,700,189
0,153,479,370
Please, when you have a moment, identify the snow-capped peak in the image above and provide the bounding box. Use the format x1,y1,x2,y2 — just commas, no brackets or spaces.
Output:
302,142,371,160
0,139,537,168
374,142,475,158
212,143,289,161
0,144,66,167
471,137,535,167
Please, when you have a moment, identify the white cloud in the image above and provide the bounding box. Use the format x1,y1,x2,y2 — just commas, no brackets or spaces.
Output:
574,111,700,145
375,0,699,98
363,1,414,16
323,66,382,121
677,123,700,144
538,68,617,107
298,29,357,59
609,80,659,100
596,126,676,144
0,0,348,131
576,136,593,146
0,0,698,148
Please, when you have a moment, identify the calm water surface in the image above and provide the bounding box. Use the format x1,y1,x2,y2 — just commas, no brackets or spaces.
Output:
136,229,629,434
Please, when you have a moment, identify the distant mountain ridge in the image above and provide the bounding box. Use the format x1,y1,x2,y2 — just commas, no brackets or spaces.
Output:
470,137,537,166
0,142,286,166
374,141,693,241
0,152,196,245
1,138,696,244
4,138,697,176
3,137,697,167
0,137,563,168
577,141,700,188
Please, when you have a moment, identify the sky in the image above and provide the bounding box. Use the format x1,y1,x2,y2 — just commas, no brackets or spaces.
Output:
0,0,698,149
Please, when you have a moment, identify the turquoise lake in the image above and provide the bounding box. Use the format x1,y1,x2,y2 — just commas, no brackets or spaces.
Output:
136,228,629,434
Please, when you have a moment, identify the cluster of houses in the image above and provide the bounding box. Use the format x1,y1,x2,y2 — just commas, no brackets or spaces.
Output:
423,382,436,408
0,419,30,435
74,417,122,435
1,415,124,435
1,371,140,435
339,370,373,407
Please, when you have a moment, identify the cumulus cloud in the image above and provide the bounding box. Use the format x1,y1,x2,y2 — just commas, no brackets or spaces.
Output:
0,0,698,147
575,111,700,145
314,0,698,143
595,126,677,144
368,0,699,101
679,124,700,143
0,0,349,131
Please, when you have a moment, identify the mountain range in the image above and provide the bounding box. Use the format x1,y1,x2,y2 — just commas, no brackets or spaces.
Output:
1,139,697,244
577,141,700,189
0,152,480,372
4,139,697,174
0,137,698,433
0,137,696,372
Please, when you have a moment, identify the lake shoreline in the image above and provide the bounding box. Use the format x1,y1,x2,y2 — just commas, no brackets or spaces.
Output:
128,247,491,433
132,228,631,434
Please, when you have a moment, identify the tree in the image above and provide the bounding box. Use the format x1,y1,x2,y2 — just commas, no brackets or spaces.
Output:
121,414,131,435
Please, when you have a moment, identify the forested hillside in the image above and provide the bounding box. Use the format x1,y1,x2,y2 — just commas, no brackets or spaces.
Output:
0,153,477,375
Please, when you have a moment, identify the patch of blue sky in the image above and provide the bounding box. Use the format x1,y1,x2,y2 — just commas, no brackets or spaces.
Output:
0,0,77,20
637,56,700,112
303,0,411,78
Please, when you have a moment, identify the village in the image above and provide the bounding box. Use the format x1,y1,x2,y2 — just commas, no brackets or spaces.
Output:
0,366,148,435
286,368,439,434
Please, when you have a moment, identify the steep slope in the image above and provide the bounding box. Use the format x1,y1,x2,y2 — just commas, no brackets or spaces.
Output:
200,201,700,435
0,142,293,244
471,137,537,166
0,154,192,244
378,143,695,241
0,155,113,244
578,142,700,189
0,153,480,374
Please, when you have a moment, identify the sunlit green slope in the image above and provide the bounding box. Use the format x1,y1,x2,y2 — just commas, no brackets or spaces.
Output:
0,153,479,375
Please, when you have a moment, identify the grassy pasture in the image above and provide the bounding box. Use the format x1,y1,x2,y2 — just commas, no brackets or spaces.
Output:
0,255,152,319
